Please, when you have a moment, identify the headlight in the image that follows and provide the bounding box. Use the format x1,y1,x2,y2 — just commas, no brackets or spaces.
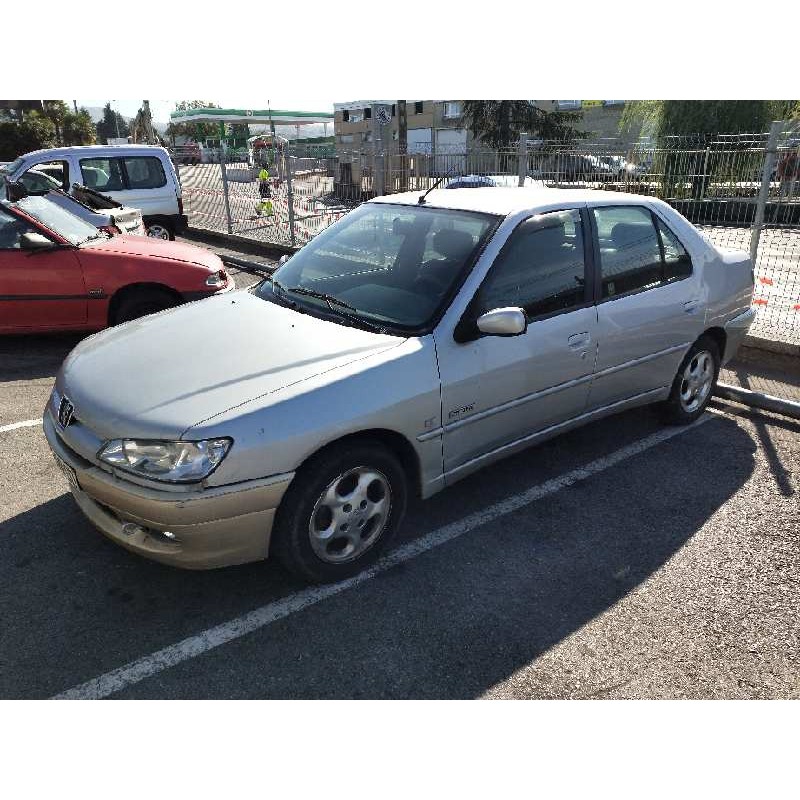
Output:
97,438,232,483
205,269,228,288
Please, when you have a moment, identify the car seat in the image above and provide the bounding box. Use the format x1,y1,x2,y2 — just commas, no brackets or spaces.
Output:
416,228,476,292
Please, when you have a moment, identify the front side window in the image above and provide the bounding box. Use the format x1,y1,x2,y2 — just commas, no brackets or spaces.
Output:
257,203,499,331
593,206,693,298
79,158,125,192
123,156,167,189
0,206,36,249
21,160,68,192
477,209,587,319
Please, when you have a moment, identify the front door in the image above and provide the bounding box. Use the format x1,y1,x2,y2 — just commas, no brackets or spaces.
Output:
0,207,86,332
436,208,597,478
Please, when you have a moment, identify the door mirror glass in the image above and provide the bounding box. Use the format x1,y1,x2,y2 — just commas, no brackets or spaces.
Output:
20,232,56,250
476,307,527,336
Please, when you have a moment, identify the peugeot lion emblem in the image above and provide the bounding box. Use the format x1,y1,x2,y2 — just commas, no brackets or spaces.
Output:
58,396,75,428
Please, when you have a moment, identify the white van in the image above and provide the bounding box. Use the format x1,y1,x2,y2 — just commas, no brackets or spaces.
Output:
0,145,187,239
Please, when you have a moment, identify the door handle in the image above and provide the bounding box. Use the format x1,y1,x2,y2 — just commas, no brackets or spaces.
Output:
568,332,590,349
683,300,700,314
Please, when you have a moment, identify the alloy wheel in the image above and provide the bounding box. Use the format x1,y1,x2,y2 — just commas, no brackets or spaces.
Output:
679,349,715,413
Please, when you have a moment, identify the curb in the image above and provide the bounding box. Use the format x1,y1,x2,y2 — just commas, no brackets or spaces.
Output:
185,226,298,258
714,382,800,420
740,334,800,359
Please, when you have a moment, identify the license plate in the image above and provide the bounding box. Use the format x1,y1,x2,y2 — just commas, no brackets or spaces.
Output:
54,454,79,492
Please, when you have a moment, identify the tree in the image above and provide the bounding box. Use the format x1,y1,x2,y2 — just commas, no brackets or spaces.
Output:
461,100,585,149
96,103,129,142
63,107,96,145
0,111,57,161
167,100,221,143
42,100,69,145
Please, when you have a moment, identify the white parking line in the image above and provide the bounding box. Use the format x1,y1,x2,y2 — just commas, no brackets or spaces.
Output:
0,419,41,434
53,414,714,700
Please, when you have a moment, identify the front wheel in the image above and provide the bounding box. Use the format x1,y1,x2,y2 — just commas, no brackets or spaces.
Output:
661,337,720,425
146,221,174,240
271,441,408,583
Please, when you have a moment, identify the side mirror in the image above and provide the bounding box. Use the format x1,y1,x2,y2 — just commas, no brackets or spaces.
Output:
476,307,527,337
20,232,56,251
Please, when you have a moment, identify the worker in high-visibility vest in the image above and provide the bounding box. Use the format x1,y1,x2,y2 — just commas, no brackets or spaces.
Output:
255,164,274,216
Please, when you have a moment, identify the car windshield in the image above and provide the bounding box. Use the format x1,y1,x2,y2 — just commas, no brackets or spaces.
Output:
13,194,102,245
257,203,499,332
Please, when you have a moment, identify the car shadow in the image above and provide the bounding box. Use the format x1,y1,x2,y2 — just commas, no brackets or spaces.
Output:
0,410,757,698
0,332,86,383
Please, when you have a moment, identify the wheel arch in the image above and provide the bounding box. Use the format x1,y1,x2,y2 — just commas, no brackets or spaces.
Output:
293,428,423,498
700,326,727,363
108,282,183,326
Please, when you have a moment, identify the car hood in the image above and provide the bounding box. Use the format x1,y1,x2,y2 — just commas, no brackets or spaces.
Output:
80,235,222,270
59,290,405,440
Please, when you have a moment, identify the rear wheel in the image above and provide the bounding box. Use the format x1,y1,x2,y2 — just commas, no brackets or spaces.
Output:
113,288,177,325
271,441,408,583
661,337,720,425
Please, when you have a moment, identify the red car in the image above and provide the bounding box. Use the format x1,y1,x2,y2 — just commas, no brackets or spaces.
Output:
0,194,232,334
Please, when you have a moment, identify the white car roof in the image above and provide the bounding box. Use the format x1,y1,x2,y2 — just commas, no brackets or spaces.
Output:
18,145,168,160
369,187,668,217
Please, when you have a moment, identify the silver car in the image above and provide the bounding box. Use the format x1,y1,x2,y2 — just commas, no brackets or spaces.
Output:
44,188,756,582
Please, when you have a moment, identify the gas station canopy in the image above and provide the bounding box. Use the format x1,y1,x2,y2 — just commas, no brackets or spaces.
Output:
169,107,334,125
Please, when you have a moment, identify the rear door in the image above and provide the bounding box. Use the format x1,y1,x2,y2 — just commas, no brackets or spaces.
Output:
0,207,87,332
587,203,703,409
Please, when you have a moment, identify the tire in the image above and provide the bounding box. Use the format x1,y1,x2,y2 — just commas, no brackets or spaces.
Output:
660,336,720,425
146,220,174,240
113,288,177,325
271,441,408,583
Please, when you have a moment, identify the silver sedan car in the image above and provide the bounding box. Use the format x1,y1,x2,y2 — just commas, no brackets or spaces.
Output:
44,188,756,582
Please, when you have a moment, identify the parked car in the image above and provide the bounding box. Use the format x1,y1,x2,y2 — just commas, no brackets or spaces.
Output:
44,188,755,582
0,145,187,240
445,174,544,189
6,179,146,236
0,193,232,334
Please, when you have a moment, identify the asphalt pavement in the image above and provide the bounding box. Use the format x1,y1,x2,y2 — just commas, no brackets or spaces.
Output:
0,237,798,699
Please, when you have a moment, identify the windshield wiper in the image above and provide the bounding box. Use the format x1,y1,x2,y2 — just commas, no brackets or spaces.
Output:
283,285,389,334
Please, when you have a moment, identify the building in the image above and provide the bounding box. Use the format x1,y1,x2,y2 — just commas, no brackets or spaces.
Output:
334,100,472,155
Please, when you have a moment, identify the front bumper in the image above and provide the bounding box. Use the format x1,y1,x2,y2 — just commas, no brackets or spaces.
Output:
44,411,293,569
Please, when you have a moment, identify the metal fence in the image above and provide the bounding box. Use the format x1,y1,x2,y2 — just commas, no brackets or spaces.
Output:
178,124,800,345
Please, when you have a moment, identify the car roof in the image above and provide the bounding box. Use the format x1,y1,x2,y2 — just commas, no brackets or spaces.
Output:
18,145,168,160
369,187,668,216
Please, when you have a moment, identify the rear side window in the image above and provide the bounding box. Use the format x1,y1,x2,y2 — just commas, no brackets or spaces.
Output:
478,209,587,319
656,217,693,282
79,158,125,192
123,156,167,189
592,206,694,299
592,206,663,298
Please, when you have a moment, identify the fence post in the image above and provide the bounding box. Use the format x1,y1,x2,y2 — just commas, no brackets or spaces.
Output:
517,132,527,186
219,154,233,234
374,140,386,197
751,120,783,264
285,153,297,247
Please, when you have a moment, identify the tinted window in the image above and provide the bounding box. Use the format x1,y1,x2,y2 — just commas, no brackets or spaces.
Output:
656,217,693,282
80,158,125,192
123,156,167,189
478,209,586,319
0,207,36,249
593,206,663,297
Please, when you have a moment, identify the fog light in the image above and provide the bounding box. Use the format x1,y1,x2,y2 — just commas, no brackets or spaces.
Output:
121,523,145,537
